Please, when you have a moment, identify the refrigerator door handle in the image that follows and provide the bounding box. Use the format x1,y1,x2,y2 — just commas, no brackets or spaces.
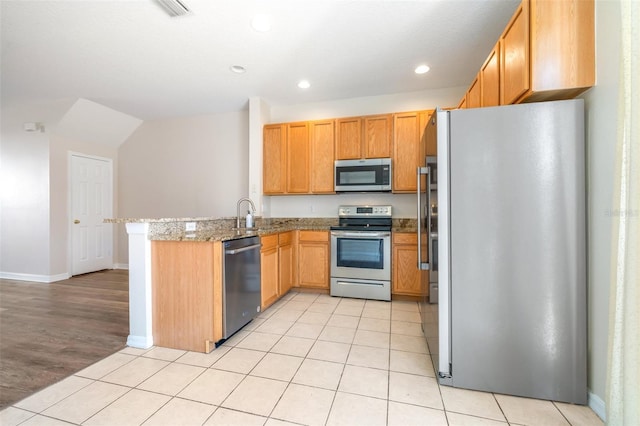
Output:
417,166,430,271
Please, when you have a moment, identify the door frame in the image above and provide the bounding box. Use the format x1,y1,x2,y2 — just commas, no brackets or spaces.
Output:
67,151,114,276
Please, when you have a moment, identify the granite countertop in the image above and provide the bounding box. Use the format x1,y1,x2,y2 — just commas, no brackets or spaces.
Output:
106,217,418,241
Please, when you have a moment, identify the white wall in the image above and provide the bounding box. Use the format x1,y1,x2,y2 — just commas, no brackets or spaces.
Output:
269,87,464,122
1,98,140,280
580,0,621,415
259,86,464,218
0,100,72,279
117,110,249,263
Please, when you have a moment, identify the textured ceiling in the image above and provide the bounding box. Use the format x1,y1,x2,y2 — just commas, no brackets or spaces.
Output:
1,0,520,120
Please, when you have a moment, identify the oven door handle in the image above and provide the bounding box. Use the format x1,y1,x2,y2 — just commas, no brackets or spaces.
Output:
330,231,390,238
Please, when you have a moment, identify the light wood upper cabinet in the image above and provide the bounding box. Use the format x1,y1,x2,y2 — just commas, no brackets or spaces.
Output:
335,118,362,160
264,121,332,195
286,122,310,194
501,0,595,104
527,0,595,101
263,124,286,194
309,120,335,193
393,112,421,193
501,2,529,105
457,96,467,109
297,230,329,289
458,0,594,108
481,42,501,107
423,110,437,157
466,74,482,109
392,112,420,192
336,114,393,160
364,115,393,158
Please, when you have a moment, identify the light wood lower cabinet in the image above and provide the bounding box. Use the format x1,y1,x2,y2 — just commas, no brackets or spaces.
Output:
151,240,223,353
261,232,296,310
297,230,330,289
278,232,294,295
260,234,280,309
392,233,423,297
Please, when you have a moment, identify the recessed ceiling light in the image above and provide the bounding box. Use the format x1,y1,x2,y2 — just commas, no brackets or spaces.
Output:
297,80,311,89
415,64,430,74
251,14,272,32
230,65,246,74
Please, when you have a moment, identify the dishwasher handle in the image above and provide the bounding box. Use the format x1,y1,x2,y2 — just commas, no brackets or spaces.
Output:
225,243,262,255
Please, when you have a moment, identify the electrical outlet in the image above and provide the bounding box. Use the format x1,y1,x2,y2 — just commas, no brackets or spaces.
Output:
185,222,196,232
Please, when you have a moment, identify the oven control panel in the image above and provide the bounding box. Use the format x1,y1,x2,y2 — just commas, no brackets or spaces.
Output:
338,205,392,217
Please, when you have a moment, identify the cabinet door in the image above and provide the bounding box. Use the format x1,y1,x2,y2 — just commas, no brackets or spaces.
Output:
457,96,467,109
364,115,393,158
501,1,530,105
152,241,220,353
263,124,286,194
423,110,437,157
392,241,421,296
310,120,335,193
335,118,362,160
481,43,501,107
529,0,595,97
298,231,329,289
279,242,293,295
260,246,279,309
466,74,482,109
392,112,421,193
286,122,310,193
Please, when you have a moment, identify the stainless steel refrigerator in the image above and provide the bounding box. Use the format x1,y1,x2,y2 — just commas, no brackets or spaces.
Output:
418,99,587,404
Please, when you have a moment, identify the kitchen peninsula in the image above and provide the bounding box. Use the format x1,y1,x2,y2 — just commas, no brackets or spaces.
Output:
109,216,336,353
108,216,417,353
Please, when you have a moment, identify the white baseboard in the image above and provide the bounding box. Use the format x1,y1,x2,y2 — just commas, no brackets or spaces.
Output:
0,271,70,283
127,335,153,349
588,391,606,421
113,263,129,270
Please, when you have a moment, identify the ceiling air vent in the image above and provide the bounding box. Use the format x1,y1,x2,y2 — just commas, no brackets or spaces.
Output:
155,0,190,17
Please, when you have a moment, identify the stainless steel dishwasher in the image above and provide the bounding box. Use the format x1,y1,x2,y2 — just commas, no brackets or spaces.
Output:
223,236,261,339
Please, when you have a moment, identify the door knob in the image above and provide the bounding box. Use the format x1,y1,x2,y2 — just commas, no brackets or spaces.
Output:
73,219,80,224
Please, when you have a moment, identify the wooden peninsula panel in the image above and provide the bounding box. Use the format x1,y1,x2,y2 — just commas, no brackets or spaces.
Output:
152,240,223,353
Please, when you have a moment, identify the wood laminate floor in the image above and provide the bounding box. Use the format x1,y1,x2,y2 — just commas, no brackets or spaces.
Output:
0,270,129,410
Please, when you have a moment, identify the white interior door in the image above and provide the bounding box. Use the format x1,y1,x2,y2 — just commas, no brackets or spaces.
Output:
71,154,113,275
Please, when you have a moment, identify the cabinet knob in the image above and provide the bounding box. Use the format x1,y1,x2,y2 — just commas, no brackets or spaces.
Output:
73,219,80,224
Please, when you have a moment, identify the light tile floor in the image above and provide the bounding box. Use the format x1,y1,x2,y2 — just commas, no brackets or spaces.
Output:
1,292,604,426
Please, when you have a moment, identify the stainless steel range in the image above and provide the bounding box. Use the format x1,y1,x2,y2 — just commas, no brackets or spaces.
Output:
330,205,392,301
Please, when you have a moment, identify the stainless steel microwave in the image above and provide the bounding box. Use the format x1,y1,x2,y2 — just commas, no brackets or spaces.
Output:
334,158,392,192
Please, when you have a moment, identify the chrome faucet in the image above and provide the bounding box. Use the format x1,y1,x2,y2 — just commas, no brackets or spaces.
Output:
236,197,256,229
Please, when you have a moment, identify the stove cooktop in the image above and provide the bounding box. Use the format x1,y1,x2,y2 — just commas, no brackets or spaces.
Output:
332,205,393,231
